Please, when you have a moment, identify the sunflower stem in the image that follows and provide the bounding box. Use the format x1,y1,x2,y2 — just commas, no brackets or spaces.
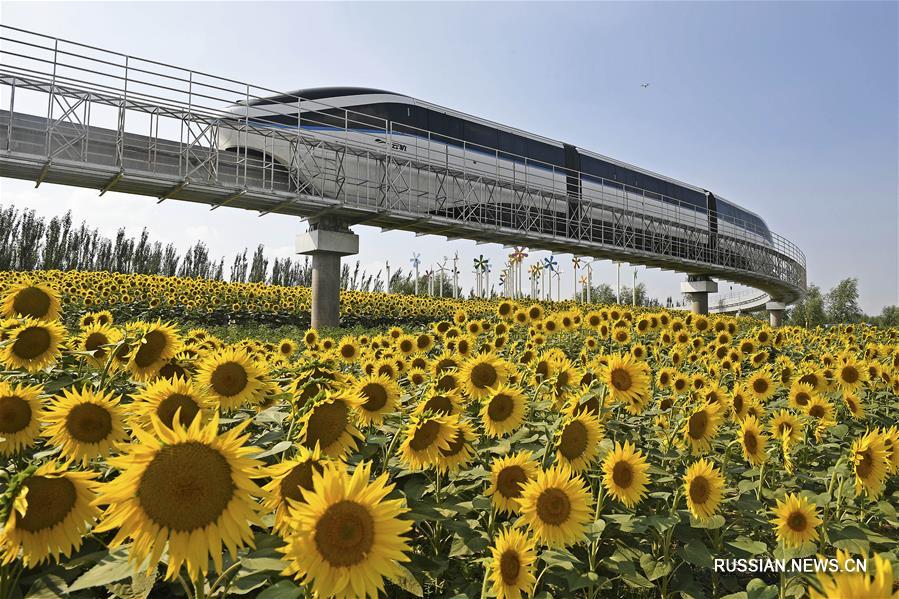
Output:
177,574,195,599
209,560,243,596
194,573,207,599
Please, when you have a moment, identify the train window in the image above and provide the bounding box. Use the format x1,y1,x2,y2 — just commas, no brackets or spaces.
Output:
428,111,464,147
499,131,528,162
464,121,498,151
344,104,390,130
299,107,346,129
526,140,564,168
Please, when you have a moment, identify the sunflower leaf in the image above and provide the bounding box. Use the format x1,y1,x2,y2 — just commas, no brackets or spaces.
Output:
68,547,145,592
256,580,302,599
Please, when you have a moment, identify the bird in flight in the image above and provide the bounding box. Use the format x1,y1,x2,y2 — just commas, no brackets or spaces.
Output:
641,82,650,88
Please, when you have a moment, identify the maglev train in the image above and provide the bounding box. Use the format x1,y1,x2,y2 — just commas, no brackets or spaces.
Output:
216,87,773,253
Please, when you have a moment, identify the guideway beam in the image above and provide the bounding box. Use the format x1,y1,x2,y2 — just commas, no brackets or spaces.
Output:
296,221,359,329
681,276,718,315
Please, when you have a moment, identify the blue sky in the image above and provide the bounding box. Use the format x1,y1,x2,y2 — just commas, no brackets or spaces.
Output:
1,2,896,313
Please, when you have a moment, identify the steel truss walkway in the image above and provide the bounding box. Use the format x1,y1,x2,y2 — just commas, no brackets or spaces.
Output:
0,26,806,314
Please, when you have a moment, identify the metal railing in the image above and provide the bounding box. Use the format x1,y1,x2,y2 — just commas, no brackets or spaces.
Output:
0,25,807,304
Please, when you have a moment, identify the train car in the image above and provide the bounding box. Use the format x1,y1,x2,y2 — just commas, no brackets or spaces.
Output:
216,87,773,250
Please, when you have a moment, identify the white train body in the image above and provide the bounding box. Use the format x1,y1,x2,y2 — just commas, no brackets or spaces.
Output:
216,88,773,249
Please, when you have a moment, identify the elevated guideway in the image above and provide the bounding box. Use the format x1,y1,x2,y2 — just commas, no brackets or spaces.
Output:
0,25,806,327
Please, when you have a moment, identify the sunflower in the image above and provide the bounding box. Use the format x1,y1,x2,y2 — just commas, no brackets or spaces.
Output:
0,381,43,456
842,393,866,420
740,416,767,466
94,414,265,580
0,462,99,567
683,402,723,455
437,418,477,473
746,370,776,403
196,347,268,411
835,357,868,394
808,550,898,599
517,463,592,548
601,353,650,407
459,352,511,399
75,322,122,368
489,527,538,599
770,410,803,446
601,440,650,508
350,374,401,427
788,381,816,410
413,389,462,418
303,328,319,347
684,458,725,521
298,393,363,458
486,451,541,514
129,376,211,431
128,321,183,380
263,445,327,533
1,318,65,372
399,414,457,471
1,281,61,321
280,461,412,599
805,395,835,432
481,384,528,438
771,493,822,548
851,432,889,498
42,387,127,465
555,412,602,473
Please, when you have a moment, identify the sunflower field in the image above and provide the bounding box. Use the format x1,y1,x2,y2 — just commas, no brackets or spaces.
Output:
0,272,897,599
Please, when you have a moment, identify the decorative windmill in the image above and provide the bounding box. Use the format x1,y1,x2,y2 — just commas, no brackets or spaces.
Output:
410,253,421,295
543,256,557,301
424,266,434,296
554,267,563,303
579,274,589,303
571,256,583,300
529,263,542,300
473,255,489,298
585,260,595,304
510,246,528,299
437,258,449,298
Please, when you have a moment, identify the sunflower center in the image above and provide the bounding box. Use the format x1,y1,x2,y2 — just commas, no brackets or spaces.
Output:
13,287,52,319
659,398,673,411
12,327,51,360
360,383,388,412
499,549,521,584
753,379,768,394
743,430,758,453
689,475,711,504
84,332,110,359
66,403,113,443
134,330,168,368
280,461,324,502
436,374,456,392
559,420,588,460
856,451,873,478
608,368,633,392
470,363,498,389
496,465,527,499
424,395,453,416
787,511,807,532
314,500,375,568
138,441,234,532
16,475,75,532
809,405,824,418
340,344,355,359
536,487,571,526
210,362,249,397
612,460,634,489
795,392,809,406
410,420,440,451
156,393,201,428
488,394,514,422
0,395,32,433
841,367,858,384
304,400,349,450
688,411,709,440
441,430,466,458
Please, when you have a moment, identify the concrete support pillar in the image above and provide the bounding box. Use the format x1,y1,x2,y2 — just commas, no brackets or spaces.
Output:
680,276,718,315
766,301,786,328
296,225,359,330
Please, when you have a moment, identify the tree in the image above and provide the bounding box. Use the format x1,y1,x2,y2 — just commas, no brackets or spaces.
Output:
825,278,862,324
589,283,617,305
248,245,268,283
788,284,826,327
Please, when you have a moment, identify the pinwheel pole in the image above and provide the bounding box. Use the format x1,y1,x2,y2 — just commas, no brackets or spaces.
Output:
586,261,594,304
555,268,562,302
579,274,589,303
452,252,459,299
385,260,391,294
411,253,421,296
572,256,583,301
437,259,448,298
